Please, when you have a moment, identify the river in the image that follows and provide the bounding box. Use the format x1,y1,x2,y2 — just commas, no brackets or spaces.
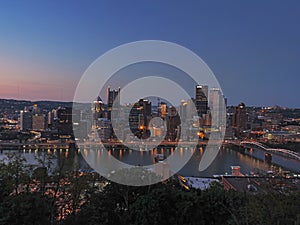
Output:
1,145,299,177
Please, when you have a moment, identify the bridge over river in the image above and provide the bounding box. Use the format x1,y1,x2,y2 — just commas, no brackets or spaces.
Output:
1,139,299,162
240,141,300,161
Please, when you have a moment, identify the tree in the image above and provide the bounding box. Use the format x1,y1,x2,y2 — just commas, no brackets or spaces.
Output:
0,153,28,195
0,192,54,225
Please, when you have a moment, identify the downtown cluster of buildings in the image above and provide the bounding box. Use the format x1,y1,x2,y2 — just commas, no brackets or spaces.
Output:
0,85,299,145
226,104,300,143
18,104,74,141
85,85,227,143
4,85,227,143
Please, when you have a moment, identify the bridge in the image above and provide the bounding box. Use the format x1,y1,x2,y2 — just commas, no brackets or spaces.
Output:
75,140,225,149
241,141,300,161
0,142,72,151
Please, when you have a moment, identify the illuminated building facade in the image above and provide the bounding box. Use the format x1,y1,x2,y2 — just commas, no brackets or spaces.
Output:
232,102,247,135
195,85,208,118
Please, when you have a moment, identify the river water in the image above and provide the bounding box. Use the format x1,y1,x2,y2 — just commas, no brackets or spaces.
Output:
1,146,299,177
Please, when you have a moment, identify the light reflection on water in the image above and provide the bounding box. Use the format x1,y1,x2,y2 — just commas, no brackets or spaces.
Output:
0,146,299,176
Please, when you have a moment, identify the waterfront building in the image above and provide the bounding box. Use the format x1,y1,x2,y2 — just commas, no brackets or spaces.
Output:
56,107,73,139
97,118,112,140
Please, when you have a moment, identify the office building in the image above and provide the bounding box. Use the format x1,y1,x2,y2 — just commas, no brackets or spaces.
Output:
92,96,105,122
97,118,112,140
209,88,226,128
232,102,247,133
107,87,120,110
129,99,152,137
107,87,120,119
166,106,180,141
20,110,32,131
195,85,208,117
57,107,73,138
158,102,167,119
32,114,45,131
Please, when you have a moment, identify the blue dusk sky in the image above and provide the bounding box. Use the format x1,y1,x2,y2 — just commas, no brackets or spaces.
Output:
0,0,299,107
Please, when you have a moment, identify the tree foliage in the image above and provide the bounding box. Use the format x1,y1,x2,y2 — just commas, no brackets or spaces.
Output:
0,156,299,225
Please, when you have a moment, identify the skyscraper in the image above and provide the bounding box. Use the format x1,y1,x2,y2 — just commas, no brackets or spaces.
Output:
195,85,208,117
107,87,120,110
158,102,167,119
232,102,247,133
57,107,73,138
179,100,187,123
92,96,104,121
32,114,45,131
166,106,180,141
20,110,32,131
129,99,152,138
107,87,120,120
209,88,225,128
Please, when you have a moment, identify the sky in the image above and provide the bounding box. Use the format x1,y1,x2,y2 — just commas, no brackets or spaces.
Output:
0,0,299,107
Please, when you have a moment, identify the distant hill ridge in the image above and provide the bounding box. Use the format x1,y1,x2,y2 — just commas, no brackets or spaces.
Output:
0,98,73,114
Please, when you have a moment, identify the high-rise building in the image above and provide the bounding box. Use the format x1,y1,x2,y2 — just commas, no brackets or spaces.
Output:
57,107,73,138
129,99,152,137
32,114,45,131
79,119,91,140
107,87,120,119
92,96,105,122
209,88,226,128
20,110,32,131
185,98,196,119
97,118,112,140
107,87,120,110
166,106,180,141
48,109,58,129
195,85,208,117
158,102,167,119
232,102,247,132
179,100,187,123
48,111,53,127
20,105,46,131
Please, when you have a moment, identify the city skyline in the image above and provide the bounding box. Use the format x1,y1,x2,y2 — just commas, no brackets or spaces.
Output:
0,1,300,107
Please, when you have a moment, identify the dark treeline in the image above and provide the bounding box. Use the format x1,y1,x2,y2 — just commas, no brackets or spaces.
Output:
0,153,299,225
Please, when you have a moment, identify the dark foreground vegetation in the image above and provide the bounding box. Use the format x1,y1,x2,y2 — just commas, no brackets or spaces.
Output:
0,153,299,225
